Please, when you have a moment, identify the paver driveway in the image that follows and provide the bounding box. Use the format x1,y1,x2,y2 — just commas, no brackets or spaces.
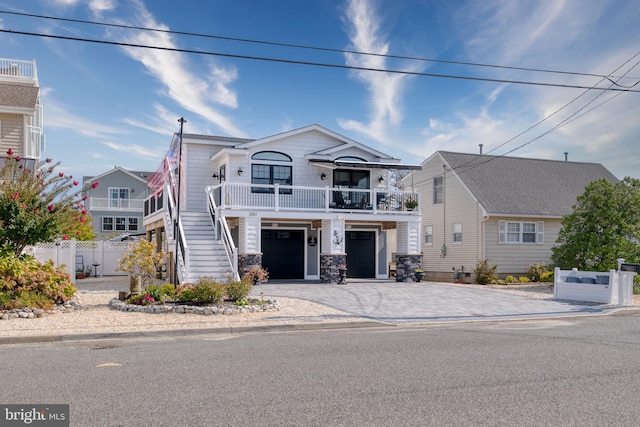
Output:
251,280,613,323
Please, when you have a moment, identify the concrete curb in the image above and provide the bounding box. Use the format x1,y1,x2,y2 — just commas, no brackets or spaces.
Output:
0,321,388,345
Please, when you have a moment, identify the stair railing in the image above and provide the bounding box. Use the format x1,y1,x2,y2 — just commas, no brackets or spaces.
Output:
207,185,239,281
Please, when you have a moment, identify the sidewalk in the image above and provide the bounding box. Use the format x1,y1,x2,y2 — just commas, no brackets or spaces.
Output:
1,276,637,344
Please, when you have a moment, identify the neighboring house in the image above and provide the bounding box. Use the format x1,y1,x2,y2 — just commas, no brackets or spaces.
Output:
83,167,153,240
408,151,619,282
0,58,44,167
143,124,422,284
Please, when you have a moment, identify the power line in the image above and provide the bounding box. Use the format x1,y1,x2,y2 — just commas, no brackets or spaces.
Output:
405,52,640,188
1,9,637,87
3,28,640,93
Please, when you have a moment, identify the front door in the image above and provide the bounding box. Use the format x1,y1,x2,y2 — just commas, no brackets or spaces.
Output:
345,231,375,278
261,230,304,280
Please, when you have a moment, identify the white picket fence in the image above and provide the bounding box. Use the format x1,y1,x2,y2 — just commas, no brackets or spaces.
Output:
25,240,131,284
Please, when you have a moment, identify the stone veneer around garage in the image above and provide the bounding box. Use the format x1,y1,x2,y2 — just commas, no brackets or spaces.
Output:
395,254,423,282
320,254,347,283
238,253,262,278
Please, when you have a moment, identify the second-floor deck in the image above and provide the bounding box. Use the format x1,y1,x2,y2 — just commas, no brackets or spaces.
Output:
144,182,420,220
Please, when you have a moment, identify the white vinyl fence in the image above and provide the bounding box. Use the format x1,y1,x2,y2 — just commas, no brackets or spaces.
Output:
25,240,131,284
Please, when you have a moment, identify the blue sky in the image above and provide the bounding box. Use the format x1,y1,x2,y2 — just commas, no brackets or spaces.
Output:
1,0,639,181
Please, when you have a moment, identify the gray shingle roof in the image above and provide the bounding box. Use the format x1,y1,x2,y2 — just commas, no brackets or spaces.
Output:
0,83,39,109
439,151,619,217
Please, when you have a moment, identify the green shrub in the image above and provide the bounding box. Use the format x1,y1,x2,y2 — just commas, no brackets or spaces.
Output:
473,259,497,285
226,280,252,302
526,263,551,282
518,276,530,283
145,283,175,302
505,275,516,283
191,277,225,304
540,271,554,282
0,250,75,310
175,283,194,302
127,293,154,306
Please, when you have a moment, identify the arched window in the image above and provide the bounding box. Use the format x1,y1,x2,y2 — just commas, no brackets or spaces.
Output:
251,151,292,194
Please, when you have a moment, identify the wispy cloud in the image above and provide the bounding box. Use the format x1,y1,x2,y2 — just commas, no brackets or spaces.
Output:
122,103,186,137
412,0,640,178
41,88,127,139
102,0,246,137
101,141,164,161
338,0,420,145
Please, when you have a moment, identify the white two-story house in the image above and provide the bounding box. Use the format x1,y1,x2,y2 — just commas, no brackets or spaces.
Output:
144,124,422,284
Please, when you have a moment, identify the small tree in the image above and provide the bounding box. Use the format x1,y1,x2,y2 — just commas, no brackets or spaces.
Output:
552,177,640,271
0,149,96,255
117,238,165,286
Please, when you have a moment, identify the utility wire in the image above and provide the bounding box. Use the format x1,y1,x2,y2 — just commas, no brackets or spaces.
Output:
1,9,636,86
434,49,640,175
3,28,640,93
406,52,640,188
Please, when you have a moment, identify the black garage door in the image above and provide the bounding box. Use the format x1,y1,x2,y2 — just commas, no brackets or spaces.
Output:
346,231,375,278
261,230,304,280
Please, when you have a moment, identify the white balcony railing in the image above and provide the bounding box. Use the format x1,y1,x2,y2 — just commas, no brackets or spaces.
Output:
89,197,144,211
0,58,38,83
207,183,420,214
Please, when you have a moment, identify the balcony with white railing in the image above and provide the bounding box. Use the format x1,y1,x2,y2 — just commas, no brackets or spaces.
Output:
89,197,145,211
207,183,420,215
0,58,38,84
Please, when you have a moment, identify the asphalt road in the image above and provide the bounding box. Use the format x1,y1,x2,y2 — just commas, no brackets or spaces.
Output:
4,314,640,426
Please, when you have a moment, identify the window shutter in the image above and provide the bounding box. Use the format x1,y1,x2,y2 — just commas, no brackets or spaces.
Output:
499,220,506,244
537,221,544,244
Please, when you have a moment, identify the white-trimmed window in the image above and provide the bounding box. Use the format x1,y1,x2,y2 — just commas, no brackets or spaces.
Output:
499,220,544,244
103,216,139,232
109,187,130,208
251,151,292,194
115,217,126,231
102,217,113,231
452,223,462,243
425,225,433,245
433,176,443,204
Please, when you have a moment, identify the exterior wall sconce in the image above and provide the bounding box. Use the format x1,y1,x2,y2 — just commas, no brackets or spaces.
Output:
378,176,384,183
321,172,326,180
237,167,243,176
212,172,219,180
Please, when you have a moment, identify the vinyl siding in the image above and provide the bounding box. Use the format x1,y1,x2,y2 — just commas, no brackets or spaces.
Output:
184,143,224,212
413,154,485,274
0,113,24,156
484,217,562,274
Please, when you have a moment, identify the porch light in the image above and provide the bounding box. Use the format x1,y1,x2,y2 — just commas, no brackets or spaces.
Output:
321,172,326,180
212,172,219,180
378,176,384,183
237,167,243,176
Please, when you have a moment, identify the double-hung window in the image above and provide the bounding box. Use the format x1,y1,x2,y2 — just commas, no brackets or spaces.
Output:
433,176,443,204
251,151,292,194
425,225,433,245
500,220,544,244
452,223,463,243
